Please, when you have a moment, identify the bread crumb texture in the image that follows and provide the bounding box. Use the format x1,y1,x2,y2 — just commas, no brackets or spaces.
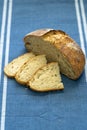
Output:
4,52,35,77
15,55,47,85
29,62,64,92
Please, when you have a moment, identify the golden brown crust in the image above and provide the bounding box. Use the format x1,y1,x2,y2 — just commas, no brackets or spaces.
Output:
29,86,64,92
42,30,85,79
24,29,85,79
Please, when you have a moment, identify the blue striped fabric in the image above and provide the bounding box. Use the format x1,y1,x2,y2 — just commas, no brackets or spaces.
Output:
0,0,87,130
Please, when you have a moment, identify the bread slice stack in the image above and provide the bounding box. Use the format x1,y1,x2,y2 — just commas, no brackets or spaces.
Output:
15,55,47,85
4,52,64,91
4,52,35,77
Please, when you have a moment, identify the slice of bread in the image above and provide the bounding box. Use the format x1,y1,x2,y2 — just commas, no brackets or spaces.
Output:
29,62,64,92
4,52,35,77
15,55,47,85
24,29,85,79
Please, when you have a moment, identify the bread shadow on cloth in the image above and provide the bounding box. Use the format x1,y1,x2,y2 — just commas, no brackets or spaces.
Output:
26,86,64,97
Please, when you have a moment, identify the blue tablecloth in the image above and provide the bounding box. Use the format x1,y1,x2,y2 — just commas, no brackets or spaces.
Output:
0,0,87,130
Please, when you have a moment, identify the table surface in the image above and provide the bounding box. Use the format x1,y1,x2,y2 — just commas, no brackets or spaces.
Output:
0,0,87,130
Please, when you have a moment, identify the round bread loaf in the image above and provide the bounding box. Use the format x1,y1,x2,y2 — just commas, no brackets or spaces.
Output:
24,29,85,80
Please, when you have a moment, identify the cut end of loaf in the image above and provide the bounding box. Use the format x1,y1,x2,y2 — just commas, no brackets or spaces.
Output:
24,29,85,80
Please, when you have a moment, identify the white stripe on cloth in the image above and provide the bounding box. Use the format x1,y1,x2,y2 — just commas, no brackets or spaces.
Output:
0,0,13,130
80,0,87,82
75,0,87,82
0,0,8,81
80,0,87,45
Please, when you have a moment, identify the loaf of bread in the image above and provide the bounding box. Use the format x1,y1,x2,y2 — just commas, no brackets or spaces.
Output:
4,52,35,77
29,62,64,92
24,29,85,80
15,55,47,85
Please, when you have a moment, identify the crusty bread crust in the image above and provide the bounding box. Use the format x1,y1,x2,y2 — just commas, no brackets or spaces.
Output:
25,29,53,37
24,29,85,80
29,83,64,92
